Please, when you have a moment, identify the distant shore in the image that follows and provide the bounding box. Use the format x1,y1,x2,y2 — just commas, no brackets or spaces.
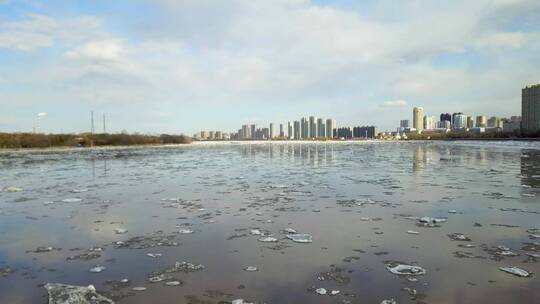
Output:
0,133,191,150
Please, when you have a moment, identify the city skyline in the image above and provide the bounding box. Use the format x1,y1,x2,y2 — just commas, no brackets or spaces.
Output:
1,1,539,134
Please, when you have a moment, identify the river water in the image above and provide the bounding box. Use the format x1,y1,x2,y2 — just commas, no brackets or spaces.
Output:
0,140,539,304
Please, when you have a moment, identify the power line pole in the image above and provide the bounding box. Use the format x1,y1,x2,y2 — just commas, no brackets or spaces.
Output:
103,113,106,134
91,111,94,135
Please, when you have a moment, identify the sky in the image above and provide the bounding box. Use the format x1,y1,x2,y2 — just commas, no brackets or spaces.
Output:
1,0,539,134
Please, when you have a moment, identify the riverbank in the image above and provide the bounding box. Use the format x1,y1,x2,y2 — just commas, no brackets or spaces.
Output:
0,133,192,149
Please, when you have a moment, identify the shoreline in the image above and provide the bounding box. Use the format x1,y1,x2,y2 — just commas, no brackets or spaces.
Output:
1,138,539,153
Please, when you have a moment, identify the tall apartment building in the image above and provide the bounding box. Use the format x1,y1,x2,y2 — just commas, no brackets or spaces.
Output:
294,121,301,140
476,115,487,128
326,118,336,139
413,107,424,130
317,118,325,138
287,122,293,139
309,116,317,138
269,123,275,139
522,84,540,132
279,124,284,138
250,124,256,139
453,114,467,129
400,120,410,128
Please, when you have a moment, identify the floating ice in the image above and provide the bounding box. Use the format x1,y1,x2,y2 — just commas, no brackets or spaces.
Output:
283,228,297,234
419,217,447,224
165,281,182,286
146,253,162,258
89,265,106,273
407,230,419,235
381,299,396,304
499,266,532,277
448,233,471,241
244,266,258,272
179,229,194,234
44,283,114,304
250,229,263,236
148,274,167,283
258,237,278,243
286,233,313,243
62,198,82,203
315,288,327,295
132,287,147,291
330,290,340,295
3,186,23,192
71,188,89,193
114,228,128,234
232,299,254,304
386,262,426,276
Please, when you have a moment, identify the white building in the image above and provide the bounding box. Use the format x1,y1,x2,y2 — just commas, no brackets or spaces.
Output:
326,118,335,138
452,114,467,129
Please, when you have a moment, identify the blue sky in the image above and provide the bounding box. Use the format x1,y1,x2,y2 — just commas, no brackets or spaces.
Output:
1,0,539,134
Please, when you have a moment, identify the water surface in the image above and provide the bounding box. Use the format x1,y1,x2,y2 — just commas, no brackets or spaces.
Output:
0,141,539,303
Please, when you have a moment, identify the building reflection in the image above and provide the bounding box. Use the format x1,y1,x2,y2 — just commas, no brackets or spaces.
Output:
238,143,335,166
521,149,540,190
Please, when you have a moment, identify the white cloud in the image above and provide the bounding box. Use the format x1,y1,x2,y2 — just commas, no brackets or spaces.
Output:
381,100,407,108
1,0,540,132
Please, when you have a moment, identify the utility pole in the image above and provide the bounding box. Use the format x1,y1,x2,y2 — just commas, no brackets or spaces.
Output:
91,111,95,135
103,113,106,134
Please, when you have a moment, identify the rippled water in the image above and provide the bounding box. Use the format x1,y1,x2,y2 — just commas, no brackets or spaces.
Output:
0,141,539,304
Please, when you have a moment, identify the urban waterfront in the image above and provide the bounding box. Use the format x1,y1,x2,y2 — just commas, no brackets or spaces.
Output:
0,141,539,304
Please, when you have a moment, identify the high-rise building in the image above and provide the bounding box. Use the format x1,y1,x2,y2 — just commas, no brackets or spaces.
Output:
423,116,436,130
287,122,293,139
294,121,301,140
279,124,284,138
466,116,475,129
242,125,250,139
309,116,317,138
269,123,275,140
413,107,424,130
250,124,256,139
300,117,308,139
522,84,540,132
317,118,325,138
353,126,378,138
487,116,504,129
453,113,467,129
437,120,451,129
326,119,335,139
476,115,487,128
440,113,451,123
400,120,410,128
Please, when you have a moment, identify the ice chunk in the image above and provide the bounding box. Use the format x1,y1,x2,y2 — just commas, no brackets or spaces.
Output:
499,266,532,277
178,229,194,234
3,186,23,192
165,281,182,286
44,283,114,304
146,253,162,258
250,229,263,236
407,230,419,235
315,288,327,295
89,265,106,273
62,198,82,203
132,287,147,291
386,262,426,276
258,237,278,243
283,228,297,234
330,290,340,295
448,233,471,241
381,299,396,304
244,266,258,272
113,228,128,234
419,216,447,224
286,233,313,243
